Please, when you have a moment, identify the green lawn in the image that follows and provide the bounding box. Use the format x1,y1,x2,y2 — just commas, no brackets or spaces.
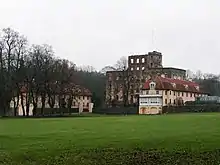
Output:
1,113,220,164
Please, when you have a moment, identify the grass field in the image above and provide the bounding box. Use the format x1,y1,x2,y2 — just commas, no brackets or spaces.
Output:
1,113,220,164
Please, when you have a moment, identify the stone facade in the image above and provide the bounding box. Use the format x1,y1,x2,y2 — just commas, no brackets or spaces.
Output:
105,51,187,107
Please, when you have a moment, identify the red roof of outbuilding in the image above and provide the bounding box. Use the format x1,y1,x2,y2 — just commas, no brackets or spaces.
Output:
143,76,206,94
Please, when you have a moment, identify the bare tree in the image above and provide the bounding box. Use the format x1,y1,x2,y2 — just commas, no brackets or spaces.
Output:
12,35,28,116
0,28,27,115
186,69,194,80
28,44,54,116
195,70,203,80
114,56,128,71
77,65,96,72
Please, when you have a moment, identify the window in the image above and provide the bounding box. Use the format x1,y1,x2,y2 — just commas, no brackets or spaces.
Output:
186,92,188,97
136,58,139,63
170,91,172,95
174,99,176,105
146,90,149,94
150,82,156,90
142,58,145,63
142,67,145,70
178,92,180,96
190,93,192,97
165,91,167,95
182,92,184,97
137,67,139,70
151,63,153,67
165,99,167,104
170,99,172,104
156,91,159,94
87,103,89,107
131,67,134,71
131,59,134,63
174,92,175,96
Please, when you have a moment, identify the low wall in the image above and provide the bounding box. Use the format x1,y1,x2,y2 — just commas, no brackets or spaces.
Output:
162,105,220,113
35,108,80,115
93,107,138,115
0,108,14,116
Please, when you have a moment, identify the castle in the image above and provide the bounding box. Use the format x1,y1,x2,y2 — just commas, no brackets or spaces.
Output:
105,51,186,106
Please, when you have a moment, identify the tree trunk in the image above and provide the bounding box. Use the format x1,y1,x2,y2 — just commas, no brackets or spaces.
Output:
67,95,73,115
26,104,29,117
25,92,31,117
13,93,20,116
21,94,26,116
41,94,46,116
48,94,55,108
31,89,39,116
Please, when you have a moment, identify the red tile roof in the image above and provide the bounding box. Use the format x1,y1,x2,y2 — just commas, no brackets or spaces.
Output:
143,76,207,94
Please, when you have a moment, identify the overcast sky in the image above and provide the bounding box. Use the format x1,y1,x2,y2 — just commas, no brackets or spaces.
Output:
0,0,219,73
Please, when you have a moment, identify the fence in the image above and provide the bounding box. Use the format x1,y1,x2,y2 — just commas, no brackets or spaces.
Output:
93,107,138,115
162,105,220,113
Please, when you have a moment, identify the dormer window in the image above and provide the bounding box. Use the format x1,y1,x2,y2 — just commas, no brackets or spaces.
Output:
171,83,176,88
195,86,199,91
184,84,188,89
149,82,156,90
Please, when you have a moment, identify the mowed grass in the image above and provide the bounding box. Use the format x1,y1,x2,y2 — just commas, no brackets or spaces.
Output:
1,113,220,164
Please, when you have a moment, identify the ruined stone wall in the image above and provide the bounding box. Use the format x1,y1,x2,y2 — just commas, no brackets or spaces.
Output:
128,51,163,72
105,71,125,106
